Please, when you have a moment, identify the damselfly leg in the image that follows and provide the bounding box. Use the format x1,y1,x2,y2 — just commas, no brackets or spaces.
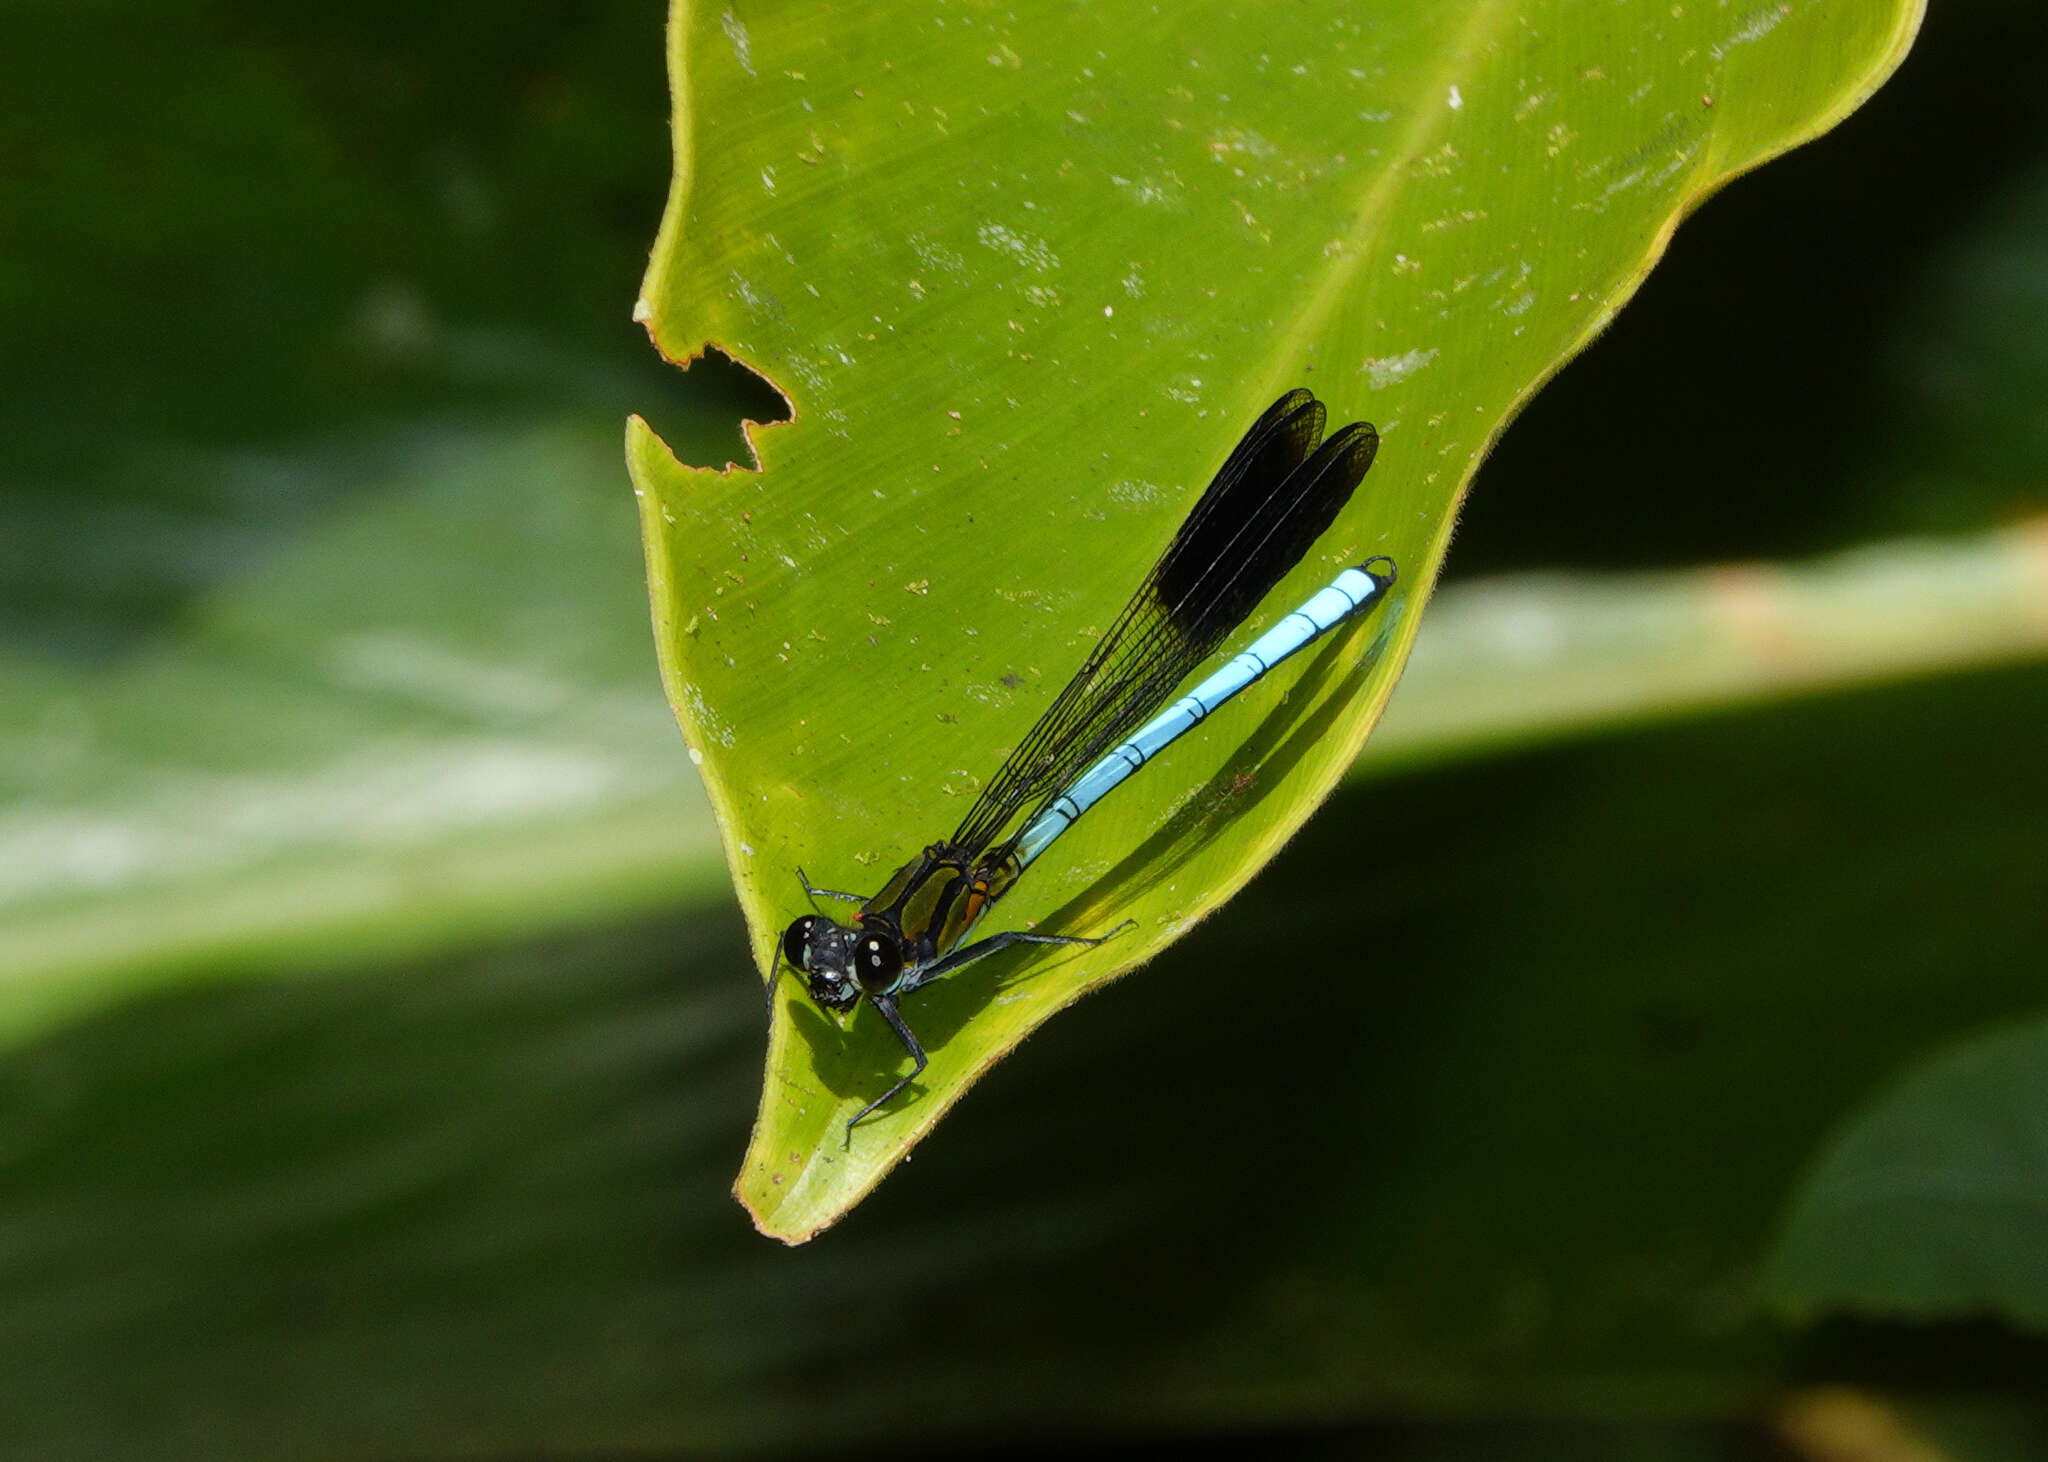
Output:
899,918,1139,994
846,917,1139,1136
797,867,868,907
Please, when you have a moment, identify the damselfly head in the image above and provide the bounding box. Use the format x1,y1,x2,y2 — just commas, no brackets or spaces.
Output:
779,912,910,1010
781,914,861,1010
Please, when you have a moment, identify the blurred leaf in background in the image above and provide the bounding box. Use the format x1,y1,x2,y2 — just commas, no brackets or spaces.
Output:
0,0,2044,1457
1769,1016,2048,1331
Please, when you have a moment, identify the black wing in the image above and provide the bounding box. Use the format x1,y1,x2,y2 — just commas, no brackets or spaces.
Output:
950,389,1379,859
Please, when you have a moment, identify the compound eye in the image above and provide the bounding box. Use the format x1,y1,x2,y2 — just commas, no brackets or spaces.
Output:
854,932,903,995
782,915,818,972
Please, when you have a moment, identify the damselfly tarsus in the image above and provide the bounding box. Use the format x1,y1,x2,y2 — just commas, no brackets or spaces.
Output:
775,389,1397,1132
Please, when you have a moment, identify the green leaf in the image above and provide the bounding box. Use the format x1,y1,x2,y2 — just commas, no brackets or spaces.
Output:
630,0,1924,1238
1766,1016,2048,1332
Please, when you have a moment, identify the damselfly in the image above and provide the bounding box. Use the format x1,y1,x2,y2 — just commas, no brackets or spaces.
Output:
776,389,1397,1131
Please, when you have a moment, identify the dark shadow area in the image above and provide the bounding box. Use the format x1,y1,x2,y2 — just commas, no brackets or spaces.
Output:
816,1417,1813,1462
1793,1317,2048,1392
779,981,900,1113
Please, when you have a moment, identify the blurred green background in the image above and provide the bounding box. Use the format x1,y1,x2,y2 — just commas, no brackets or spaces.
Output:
2,0,2045,1458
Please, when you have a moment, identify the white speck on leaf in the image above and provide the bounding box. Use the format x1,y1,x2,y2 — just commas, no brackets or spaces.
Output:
1360,347,1440,389
720,9,755,76
1712,4,1792,58
1110,174,1177,208
730,271,769,317
910,235,966,276
684,685,736,747
977,222,1060,272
